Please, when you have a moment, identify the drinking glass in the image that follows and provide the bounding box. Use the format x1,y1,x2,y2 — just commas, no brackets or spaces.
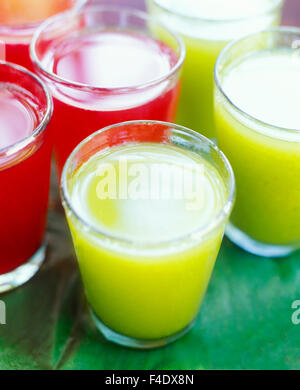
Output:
0,0,87,70
0,61,53,292
147,0,284,139
215,28,300,257
61,120,235,348
31,6,185,176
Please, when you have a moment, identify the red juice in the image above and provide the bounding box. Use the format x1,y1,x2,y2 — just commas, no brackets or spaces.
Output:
5,42,34,72
0,65,52,276
32,7,184,176
0,0,84,70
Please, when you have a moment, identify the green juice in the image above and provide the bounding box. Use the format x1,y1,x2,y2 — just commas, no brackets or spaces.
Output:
174,36,224,139
215,47,300,249
65,143,229,340
148,0,282,138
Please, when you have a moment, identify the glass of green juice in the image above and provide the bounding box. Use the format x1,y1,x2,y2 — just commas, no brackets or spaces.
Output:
214,27,300,258
147,0,283,139
61,120,235,349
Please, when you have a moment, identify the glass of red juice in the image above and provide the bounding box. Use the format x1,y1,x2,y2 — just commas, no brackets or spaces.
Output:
0,0,87,70
0,62,53,292
30,6,185,176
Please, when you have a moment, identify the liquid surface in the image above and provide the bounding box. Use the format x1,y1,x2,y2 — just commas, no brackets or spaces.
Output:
0,83,39,150
150,0,281,42
51,31,176,88
154,0,280,20
0,0,77,25
70,143,227,243
222,49,300,130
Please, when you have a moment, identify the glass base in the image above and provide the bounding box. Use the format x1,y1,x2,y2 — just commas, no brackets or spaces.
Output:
0,243,46,293
226,222,298,258
90,309,194,349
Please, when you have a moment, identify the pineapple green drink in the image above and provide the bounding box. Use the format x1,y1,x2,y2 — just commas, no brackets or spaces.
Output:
215,28,300,257
61,121,235,349
147,0,283,139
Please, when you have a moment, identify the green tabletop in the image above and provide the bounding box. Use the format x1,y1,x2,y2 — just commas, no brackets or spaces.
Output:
0,0,300,372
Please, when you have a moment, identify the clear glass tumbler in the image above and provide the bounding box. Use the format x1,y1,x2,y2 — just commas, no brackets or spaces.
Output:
215,27,300,257
147,0,283,139
0,61,53,292
31,5,185,177
0,0,87,70
61,120,235,349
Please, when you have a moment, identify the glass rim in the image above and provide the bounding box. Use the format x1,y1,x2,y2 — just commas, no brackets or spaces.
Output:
61,120,236,248
30,5,186,94
214,26,300,136
0,61,53,158
150,0,284,23
0,0,87,34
